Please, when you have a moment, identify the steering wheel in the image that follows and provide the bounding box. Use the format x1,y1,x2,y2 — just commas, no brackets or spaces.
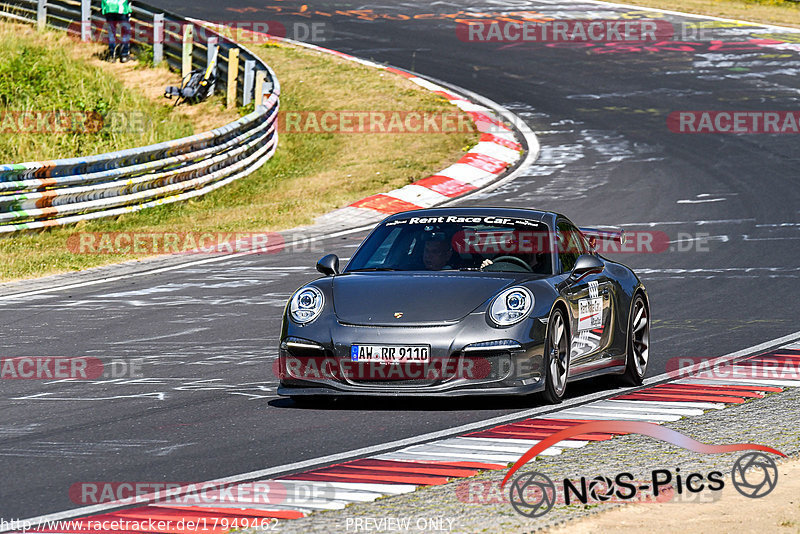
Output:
486,255,533,272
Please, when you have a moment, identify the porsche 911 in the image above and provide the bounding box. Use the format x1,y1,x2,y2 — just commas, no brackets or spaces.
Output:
278,207,649,404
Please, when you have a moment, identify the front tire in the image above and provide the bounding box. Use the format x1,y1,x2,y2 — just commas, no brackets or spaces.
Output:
539,308,570,404
620,294,650,385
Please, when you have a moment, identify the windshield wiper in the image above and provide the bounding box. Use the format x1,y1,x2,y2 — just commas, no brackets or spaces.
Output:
349,267,402,272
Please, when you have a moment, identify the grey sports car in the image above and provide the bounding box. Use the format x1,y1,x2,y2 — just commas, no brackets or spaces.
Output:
277,207,649,404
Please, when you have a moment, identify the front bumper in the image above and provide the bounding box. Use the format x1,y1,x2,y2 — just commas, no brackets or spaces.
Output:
277,312,547,397
277,383,544,397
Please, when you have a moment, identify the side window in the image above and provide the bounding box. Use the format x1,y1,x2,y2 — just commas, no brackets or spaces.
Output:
574,229,592,254
557,220,585,273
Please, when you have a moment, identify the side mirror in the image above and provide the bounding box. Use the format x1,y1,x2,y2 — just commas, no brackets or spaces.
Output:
571,254,603,279
316,254,340,276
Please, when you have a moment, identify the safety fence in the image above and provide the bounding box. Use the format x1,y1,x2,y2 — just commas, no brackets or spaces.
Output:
0,0,280,233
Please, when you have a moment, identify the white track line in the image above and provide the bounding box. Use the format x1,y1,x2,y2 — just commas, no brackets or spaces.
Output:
458,437,589,449
677,377,800,388
374,450,543,463
468,142,521,163
149,502,313,512
383,184,451,207
260,485,385,503
602,399,725,410
432,163,495,184
371,451,504,465
259,500,349,511
397,444,559,458
586,400,705,416
671,378,787,392
412,438,553,454
272,481,416,495
540,410,681,422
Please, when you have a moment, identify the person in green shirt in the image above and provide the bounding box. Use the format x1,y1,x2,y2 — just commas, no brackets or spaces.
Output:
102,0,132,62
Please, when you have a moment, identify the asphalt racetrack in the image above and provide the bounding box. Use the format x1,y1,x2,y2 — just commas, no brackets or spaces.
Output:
1,0,799,521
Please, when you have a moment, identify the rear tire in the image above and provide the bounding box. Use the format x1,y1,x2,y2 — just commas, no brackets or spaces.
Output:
620,294,650,386
539,308,570,404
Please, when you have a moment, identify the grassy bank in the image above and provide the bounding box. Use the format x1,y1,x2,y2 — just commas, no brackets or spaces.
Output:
0,21,220,163
0,25,480,282
612,0,800,28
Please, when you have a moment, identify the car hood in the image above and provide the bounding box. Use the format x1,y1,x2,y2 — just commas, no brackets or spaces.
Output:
332,272,521,326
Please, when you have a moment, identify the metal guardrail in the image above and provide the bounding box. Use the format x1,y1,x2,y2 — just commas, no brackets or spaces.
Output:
0,0,280,233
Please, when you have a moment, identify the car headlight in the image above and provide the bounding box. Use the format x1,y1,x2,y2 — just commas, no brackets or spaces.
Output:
489,287,534,327
289,287,325,324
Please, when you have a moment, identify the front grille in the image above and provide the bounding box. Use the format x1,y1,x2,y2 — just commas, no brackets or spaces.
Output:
342,359,453,387
343,353,512,388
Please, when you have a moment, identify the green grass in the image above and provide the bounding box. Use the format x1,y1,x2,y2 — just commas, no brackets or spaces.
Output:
610,0,800,28
0,22,195,163
0,27,480,281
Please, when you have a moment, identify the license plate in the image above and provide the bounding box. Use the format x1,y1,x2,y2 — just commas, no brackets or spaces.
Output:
350,344,430,363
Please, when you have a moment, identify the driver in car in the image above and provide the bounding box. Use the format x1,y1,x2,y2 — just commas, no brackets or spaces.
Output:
422,237,456,270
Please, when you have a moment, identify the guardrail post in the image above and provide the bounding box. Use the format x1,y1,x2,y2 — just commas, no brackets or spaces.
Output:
153,14,164,66
226,48,240,109
242,59,255,106
80,0,91,41
254,71,266,106
182,24,194,79
206,37,218,95
36,0,46,31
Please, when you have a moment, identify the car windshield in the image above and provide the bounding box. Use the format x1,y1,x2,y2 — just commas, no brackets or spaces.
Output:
345,215,553,274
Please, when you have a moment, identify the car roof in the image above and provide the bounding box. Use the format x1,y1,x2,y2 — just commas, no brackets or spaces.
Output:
384,207,556,224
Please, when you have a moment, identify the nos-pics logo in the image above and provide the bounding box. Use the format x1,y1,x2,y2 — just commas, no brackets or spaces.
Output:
501,421,783,518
